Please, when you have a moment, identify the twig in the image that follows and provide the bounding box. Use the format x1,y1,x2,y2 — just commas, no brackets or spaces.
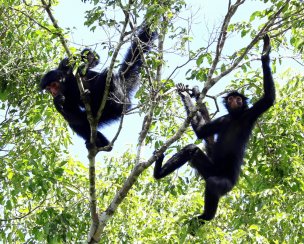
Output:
40,0,70,56
204,0,291,94
9,7,52,33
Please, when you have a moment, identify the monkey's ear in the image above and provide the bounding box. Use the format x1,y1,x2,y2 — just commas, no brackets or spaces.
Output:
81,48,100,68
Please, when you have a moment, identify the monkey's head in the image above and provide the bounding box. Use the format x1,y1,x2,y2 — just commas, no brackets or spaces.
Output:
40,70,64,97
224,91,248,115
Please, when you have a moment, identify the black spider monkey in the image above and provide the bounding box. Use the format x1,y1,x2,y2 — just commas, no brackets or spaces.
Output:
40,24,156,148
154,34,275,224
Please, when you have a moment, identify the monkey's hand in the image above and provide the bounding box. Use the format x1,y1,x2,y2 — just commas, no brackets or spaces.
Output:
176,83,191,98
81,48,100,69
153,151,165,164
54,94,65,112
191,86,201,100
262,34,271,63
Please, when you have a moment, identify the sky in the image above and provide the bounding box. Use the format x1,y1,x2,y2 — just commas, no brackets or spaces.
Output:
52,0,284,162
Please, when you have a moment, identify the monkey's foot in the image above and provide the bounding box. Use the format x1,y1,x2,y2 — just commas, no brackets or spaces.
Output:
186,216,206,236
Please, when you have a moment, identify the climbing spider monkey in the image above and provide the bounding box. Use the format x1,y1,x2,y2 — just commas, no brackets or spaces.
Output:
154,34,275,225
41,24,156,148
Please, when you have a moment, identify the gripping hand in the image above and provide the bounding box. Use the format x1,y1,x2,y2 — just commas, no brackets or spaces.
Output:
176,83,190,98
261,34,271,64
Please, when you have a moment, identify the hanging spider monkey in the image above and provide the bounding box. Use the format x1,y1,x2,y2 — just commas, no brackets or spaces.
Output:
154,34,275,225
40,24,156,148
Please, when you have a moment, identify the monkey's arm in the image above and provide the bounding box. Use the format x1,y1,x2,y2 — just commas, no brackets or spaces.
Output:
247,34,275,120
176,83,195,116
176,83,212,136
193,116,224,139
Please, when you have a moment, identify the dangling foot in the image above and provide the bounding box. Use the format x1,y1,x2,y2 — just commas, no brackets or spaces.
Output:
185,215,206,236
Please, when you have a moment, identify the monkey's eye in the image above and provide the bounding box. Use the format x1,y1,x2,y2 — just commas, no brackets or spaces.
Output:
236,96,242,102
227,96,234,102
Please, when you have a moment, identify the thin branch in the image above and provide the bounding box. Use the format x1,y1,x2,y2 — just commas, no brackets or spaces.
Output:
95,11,130,123
90,102,158,241
88,14,165,243
155,24,165,89
204,0,291,95
207,0,245,83
98,75,130,153
9,7,52,33
0,198,46,221
166,49,204,82
40,0,70,55
136,102,155,162
205,94,219,118
87,2,134,242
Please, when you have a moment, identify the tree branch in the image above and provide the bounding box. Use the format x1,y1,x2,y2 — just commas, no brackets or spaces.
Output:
204,0,291,95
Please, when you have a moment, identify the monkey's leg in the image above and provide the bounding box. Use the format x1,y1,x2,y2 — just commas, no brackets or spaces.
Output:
198,176,233,221
154,144,207,179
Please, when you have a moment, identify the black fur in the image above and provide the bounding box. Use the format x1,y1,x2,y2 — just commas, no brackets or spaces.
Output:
154,35,275,225
41,25,156,147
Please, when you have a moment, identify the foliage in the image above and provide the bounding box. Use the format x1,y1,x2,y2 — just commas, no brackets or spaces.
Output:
0,0,79,242
0,0,303,242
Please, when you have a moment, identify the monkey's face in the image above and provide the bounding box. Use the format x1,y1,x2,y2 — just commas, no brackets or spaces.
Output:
46,81,61,97
227,95,243,110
